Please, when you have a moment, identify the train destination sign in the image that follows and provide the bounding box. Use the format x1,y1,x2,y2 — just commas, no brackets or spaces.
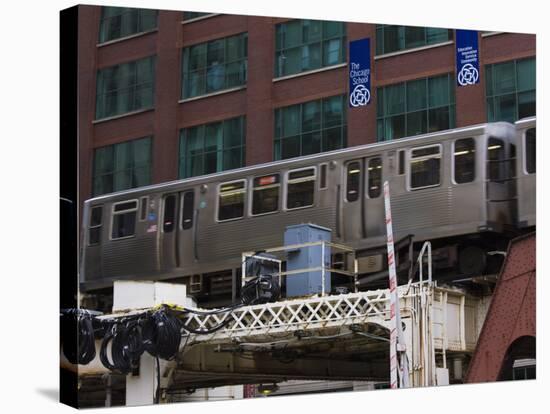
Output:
349,38,371,108
456,29,480,87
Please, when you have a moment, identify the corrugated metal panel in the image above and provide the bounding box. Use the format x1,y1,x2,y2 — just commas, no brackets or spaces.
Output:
465,232,536,383
199,206,335,260
392,187,452,232
103,235,159,277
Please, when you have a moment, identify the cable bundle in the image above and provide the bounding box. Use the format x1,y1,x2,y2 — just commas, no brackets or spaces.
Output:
142,310,183,360
60,309,97,365
100,320,144,374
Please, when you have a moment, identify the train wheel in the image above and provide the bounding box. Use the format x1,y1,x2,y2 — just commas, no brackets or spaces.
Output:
458,245,487,276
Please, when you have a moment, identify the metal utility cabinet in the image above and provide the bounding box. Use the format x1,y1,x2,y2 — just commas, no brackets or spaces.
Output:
284,223,332,297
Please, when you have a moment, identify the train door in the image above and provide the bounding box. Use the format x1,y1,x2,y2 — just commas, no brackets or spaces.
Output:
342,159,365,242
177,190,196,267
485,136,513,225
364,156,385,238
161,193,179,271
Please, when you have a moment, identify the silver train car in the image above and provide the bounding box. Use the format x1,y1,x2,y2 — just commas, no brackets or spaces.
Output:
80,121,530,300
515,117,536,228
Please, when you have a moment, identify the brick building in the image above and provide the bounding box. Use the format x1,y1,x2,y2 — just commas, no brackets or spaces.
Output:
77,5,536,206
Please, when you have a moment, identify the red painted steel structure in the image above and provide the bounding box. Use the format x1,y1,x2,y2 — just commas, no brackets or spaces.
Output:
465,232,536,382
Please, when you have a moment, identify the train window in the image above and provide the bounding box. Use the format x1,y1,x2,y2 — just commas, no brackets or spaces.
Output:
525,128,536,174
252,174,280,215
346,162,361,202
398,150,405,175
410,145,441,189
287,168,316,210
454,138,476,184
163,195,176,232
89,206,103,245
139,196,148,221
218,180,246,221
368,158,382,198
487,137,505,181
320,164,328,190
111,200,138,239
181,191,194,230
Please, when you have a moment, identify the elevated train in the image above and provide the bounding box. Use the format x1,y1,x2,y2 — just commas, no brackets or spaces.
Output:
80,118,536,305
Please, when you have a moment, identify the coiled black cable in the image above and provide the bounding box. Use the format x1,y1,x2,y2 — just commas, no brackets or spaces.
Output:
60,309,97,365
142,310,183,360
99,320,143,374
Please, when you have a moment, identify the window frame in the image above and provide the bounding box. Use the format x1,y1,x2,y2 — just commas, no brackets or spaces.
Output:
274,94,347,160
110,199,139,241
216,179,247,222
98,7,159,44
139,196,149,221
485,57,536,123
95,56,156,121
92,136,153,197
88,205,104,246
250,173,281,217
524,128,536,175
367,157,383,199
487,137,506,181
180,190,195,230
285,166,317,211
375,25,453,56
178,116,246,179
345,161,361,203
274,19,347,79
181,32,248,100
319,163,328,190
376,73,456,142
452,138,477,185
162,194,177,233
408,144,442,191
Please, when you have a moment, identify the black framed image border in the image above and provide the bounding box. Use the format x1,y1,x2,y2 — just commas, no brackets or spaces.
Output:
60,5,79,409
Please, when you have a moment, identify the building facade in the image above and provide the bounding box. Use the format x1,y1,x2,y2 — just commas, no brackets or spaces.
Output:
77,6,536,205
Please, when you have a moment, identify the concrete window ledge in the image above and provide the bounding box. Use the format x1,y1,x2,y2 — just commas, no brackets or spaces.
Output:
374,41,454,60
92,108,154,125
179,86,247,103
96,29,158,48
273,63,348,83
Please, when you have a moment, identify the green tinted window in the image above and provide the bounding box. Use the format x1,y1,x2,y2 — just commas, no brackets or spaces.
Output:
486,58,536,122
92,137,152,196
179,117,246,178
275,19,346,77
99,7,158,43
274,95,347,160
95,56,156,120
375,25,452,55
377,74,455,141
182,33,248,99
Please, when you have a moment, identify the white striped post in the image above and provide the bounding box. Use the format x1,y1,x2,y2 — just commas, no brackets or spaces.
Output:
383,181,409,389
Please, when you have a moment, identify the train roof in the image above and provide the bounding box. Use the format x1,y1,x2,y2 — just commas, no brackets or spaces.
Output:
515,116,536,128
85,121,516,205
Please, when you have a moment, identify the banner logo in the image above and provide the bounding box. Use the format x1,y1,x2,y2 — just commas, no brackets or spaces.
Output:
457,63,479,86
349,38,371,108
456,29,480,87
349,84,370,107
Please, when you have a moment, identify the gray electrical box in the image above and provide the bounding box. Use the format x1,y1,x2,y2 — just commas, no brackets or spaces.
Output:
284,223,331,298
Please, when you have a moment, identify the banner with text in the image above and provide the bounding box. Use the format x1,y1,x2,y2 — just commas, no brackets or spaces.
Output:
456,29,480,87
349,38,371,108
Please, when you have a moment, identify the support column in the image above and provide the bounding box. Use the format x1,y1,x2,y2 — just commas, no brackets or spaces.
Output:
112,281,193,406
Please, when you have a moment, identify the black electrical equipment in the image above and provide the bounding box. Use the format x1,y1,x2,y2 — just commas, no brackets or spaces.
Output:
241,253,281,305
242,274,281,305
245,252,279,278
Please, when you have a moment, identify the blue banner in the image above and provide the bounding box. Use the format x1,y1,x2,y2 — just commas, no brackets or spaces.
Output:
349,38,371,108
456,29,480,87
